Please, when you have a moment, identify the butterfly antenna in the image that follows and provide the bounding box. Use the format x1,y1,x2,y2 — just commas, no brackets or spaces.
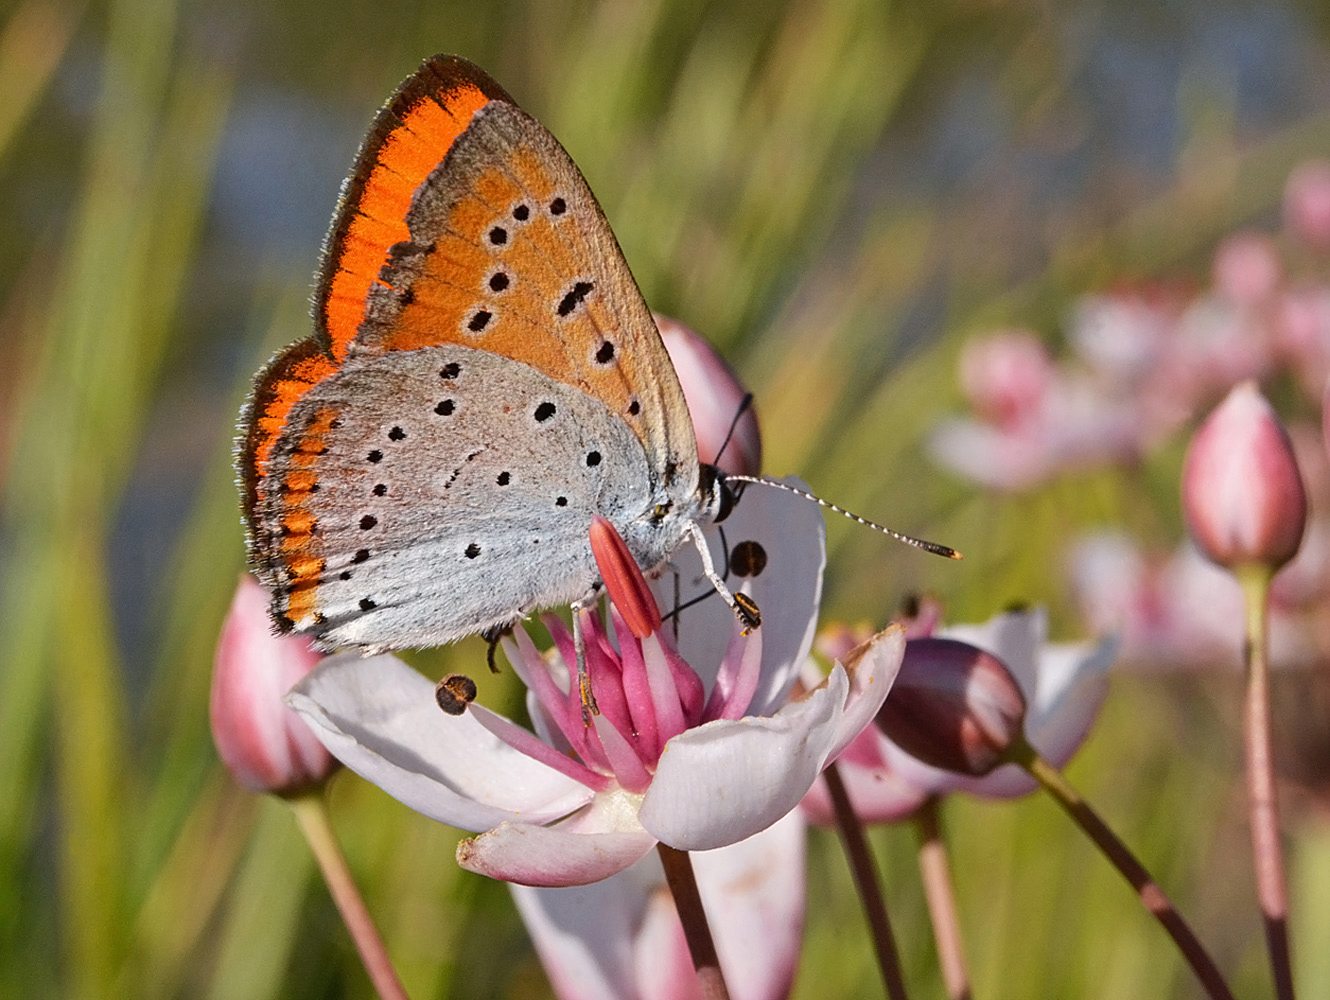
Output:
710,392,755,467
725,474,963,560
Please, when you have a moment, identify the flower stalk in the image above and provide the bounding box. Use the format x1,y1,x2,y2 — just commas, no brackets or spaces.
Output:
914,798,970,1000
823,761,909,1000
1011,739,1235,1000
657,844,731,1000
1238,565,1296,1000
288,791,411,1000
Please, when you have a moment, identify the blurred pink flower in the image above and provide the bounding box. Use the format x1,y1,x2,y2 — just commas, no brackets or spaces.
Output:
1284,159,1330,249
1068,531,1325,670
928,365,1143,491
288,485,902,886
958,329,1055,429
211,575,336,795
1212,232,1282,306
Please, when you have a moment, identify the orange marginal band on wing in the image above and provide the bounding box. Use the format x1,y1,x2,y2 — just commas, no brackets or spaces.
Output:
318,56,514,363
242,57,514,520
276,405,341,625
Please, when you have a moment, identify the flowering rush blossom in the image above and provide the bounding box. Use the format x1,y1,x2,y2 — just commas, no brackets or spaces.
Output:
802,608,1115,824
288,483,905,888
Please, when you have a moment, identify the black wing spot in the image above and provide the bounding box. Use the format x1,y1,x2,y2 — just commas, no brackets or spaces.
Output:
353,549,370,564
435,399,455,416
339,571,352,581
388,426,405,441
534,401,556,422
440,362,461,379
359,515,377,530
488,271,510,292
595,340,615,364
399,287,415,307
549,197,566,215
512,203,530,221
372,484,387,496
628,399,641,416
555,496,568,507
465,542,481,559
730,540,769,578
468,310,492,333
586,450,602,467
488,226,508,245
367,449,383,463
497,471,511,486
557,281,594,317
359,597,377,611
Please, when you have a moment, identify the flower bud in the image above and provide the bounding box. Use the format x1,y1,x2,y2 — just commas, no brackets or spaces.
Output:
657,315,762,477
875,638,1026,777
211,576,337,795
1182,381,1307,571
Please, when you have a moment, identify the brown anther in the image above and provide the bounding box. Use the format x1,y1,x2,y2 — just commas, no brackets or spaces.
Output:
435,673,478,716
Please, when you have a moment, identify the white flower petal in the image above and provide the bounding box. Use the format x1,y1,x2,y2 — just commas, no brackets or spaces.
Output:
822,627,906,763
692,809,806,1000
638,668,844,850
1024,635,1117,767
288,653,593,830
640,627,902,850
509,809,806,1000
509,858,691,1000
651,477,824,715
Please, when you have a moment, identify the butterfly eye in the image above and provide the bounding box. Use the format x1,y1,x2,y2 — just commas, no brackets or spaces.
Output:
652,502,672,521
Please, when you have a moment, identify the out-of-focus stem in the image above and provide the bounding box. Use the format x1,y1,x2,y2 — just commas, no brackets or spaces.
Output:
823,762,909,1000
288,792,411,1000
1014,742,1234,1000
915,797,972,1000
657,843,730,1000
1238,565,1296,1000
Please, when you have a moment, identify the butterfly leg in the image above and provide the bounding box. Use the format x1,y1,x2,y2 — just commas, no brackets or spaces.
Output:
570,590,600,723
686,523,761,632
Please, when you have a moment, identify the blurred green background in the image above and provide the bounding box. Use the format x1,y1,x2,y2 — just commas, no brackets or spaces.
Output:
2,0,1329,996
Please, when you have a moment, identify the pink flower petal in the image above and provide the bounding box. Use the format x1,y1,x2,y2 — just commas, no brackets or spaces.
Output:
458,819,656,888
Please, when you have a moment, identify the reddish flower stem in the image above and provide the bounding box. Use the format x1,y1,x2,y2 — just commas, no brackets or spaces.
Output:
1238,567,1297,1000
288,792,411,1000
823,762,909,1000
1013,742,1234,1000
657,844,730,1000
915,798,972,1000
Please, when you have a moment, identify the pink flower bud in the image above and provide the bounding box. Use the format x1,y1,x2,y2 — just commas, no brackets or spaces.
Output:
657,315,762,477
1182,381,1308,571
875,638,1026,777
1284,160,1330,249
211,576,337,795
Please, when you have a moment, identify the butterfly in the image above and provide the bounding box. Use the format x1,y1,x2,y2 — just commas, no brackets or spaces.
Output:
238,54,754,656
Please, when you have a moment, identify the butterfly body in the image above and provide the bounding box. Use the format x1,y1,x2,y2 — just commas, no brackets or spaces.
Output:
239,55,722,653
